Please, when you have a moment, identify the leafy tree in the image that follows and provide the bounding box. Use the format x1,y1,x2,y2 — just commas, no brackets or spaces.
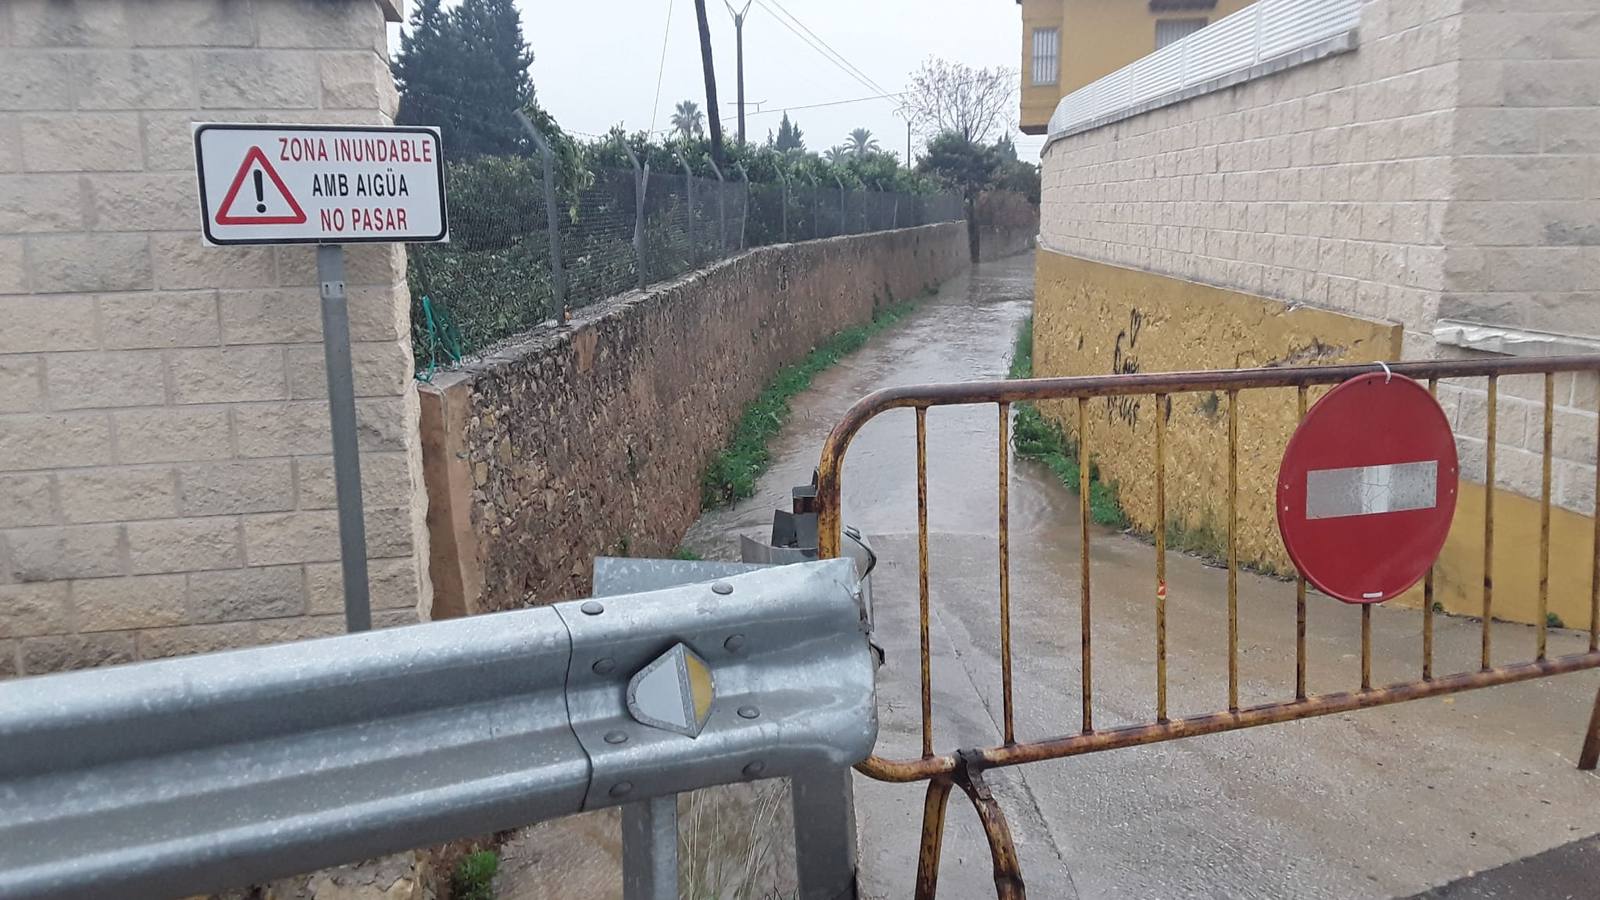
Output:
671,100,705,140
901,57,1016,145
823,145,848,164
845,128,879,158
774,112,805,153
394,0,534,160
918,131,1003,260
994,136,1041,205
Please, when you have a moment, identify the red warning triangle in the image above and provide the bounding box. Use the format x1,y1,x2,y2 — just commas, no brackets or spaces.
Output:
215,146,307,226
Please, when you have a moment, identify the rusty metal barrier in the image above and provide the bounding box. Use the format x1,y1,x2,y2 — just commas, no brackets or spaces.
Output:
816,356,1600,900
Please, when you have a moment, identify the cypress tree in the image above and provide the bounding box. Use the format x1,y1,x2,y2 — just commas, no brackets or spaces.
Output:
394,0,535,160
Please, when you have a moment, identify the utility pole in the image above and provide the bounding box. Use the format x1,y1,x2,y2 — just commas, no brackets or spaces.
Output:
726,1,753,145
694,0,725,165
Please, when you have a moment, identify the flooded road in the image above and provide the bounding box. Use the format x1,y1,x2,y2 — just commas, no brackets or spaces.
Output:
682,251,1600,899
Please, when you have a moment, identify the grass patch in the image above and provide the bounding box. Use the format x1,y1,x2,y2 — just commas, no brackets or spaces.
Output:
451,850,498,900
701,298,919,509
673,546,702,561
1007,317,1129,528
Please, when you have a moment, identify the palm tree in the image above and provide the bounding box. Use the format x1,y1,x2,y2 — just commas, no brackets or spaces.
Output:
845,127,879,158
671,100,705,140
823,145,848,164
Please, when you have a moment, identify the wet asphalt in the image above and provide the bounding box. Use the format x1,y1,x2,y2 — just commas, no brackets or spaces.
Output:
683,252,1600,899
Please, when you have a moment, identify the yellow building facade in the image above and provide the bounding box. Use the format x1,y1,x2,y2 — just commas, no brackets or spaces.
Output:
1018,0,1257,134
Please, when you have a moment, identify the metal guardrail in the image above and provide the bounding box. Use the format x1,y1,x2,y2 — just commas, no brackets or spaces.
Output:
0,559,877,900
817,356,1600,899
1047,0,1361,139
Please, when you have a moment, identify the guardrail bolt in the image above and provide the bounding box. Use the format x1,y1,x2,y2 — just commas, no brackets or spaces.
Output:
609,781,633,798
723,634,746,653
711,581,734,596
604,730,628,744
580,600,605,615
592,657,616,674
742,760,766,777
737,705,760,719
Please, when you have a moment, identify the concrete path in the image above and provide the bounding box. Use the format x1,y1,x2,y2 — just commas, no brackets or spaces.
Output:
684,251,1600,899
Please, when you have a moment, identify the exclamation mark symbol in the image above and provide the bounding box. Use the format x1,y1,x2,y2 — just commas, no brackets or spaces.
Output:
253,169,266,213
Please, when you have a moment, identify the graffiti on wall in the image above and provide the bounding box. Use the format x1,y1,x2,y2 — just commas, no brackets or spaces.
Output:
1106,308,1144,428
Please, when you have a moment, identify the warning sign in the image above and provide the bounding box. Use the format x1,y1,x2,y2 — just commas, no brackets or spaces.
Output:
194,123,447,246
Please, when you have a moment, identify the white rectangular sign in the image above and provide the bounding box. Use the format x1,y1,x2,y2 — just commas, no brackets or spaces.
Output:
194,123,448,246
1305,460,1439,520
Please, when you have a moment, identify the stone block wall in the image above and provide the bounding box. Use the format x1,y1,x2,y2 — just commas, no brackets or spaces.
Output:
420,224,969,615
1035,0,1600,625
1038,0,1600,516
0,0,430,678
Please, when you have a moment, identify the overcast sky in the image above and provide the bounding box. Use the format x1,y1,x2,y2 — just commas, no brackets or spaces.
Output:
393,0,1045,163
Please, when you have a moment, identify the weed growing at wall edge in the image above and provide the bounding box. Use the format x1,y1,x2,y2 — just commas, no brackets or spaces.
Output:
701,299,919,509
451,851,498,900
1007,317,1129,528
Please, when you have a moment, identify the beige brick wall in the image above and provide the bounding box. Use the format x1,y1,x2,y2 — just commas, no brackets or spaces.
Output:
1039,0,1600,514
0,0,430,677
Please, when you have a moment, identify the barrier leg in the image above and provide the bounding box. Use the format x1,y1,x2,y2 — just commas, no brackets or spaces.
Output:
953,753,1026,900
793,766,859,899
1580,683,1600,771
914,777,955,900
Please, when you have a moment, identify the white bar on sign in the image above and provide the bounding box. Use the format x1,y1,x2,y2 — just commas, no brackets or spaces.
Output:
1305,460,1438,520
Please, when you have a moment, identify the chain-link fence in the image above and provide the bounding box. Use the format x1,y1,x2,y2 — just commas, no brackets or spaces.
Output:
409,134,965,373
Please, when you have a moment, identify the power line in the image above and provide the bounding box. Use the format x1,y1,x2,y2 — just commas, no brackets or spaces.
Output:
746,91,906,116
750,0,896,105
649,0,676,134
757,0,894,98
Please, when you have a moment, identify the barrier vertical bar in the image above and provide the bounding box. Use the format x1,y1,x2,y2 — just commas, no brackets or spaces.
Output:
1360,605,1372,691
1424,379,1438,680
1484,376,1498,670
1295,385,1308,699
1593,402,1600,653
1078,396,1093,734
999,402,1016,745
1155,393,1169,722
1539,373,1554,661
917,406,933,759
622,796,677,900
1228,389,1240,713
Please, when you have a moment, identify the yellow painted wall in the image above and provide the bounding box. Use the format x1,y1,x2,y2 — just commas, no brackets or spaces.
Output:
1396,481,1598,633
1033,250,1400,573
1035,249,1599,630
1019,0,1258,134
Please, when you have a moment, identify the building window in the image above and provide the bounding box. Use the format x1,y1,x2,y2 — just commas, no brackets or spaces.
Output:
1032,27,1059,85
1155,17,1208,49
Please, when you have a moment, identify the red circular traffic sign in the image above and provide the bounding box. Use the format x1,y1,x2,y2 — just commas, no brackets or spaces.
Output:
1276,372,1458,604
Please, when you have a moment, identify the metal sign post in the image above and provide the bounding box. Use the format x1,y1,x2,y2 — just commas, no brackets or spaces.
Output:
316,244,370,631
193,124,449,631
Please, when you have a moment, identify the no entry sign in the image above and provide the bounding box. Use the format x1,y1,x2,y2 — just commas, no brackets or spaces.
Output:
1276,372,1459,604
194,124,447,245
